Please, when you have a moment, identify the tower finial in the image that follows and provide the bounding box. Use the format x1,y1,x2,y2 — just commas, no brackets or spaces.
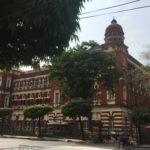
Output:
111,17,117,24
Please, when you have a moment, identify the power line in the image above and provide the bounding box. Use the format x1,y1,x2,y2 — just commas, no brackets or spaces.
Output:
81,0,141,15
80,5,150,19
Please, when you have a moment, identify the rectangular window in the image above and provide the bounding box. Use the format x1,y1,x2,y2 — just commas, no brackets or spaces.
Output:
6,77,11,88
123,86,127,100
54,90,60,105
0,76,2,86
109,116,114,130
107,90,115,101
4,96,9,107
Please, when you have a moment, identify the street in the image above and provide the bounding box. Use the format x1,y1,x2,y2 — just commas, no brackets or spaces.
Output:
0,138,111,150
0,138,148,150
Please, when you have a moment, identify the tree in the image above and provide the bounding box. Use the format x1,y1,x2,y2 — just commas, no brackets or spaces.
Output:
129,107,150,144
49,41,122,99
128,66,150,94
23,104,52,137
141,46,150,65
0,0,89,70
49,41,122,137
61,99,92,140
0,108,13,135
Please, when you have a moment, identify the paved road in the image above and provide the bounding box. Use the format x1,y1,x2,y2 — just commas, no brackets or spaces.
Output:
0,138,148,150
0,138,111,150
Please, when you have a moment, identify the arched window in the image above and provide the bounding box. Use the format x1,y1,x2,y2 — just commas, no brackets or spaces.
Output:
38,93,41,98
4,96,9,107
94,82,99,90
29,93,34,99
22,94,25,100
47,92,50,98
6,77,11,88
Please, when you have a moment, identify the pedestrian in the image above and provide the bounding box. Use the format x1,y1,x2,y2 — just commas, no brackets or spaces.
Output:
129,135,136,146
118,132,129,148
110,136,117,146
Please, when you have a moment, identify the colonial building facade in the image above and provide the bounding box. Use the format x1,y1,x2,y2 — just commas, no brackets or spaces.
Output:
0,19,149,135
92,19,149,135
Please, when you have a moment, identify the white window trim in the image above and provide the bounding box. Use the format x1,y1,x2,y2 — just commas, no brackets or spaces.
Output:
54,90,60,105
107,90,115,101
6,77,11,88
4,96,9,107
123,86,127,101
107,90,115,104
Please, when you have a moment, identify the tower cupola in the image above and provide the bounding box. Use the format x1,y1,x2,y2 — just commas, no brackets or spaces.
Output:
105,19,124,44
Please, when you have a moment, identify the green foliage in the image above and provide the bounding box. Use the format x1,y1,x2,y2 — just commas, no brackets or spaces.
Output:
23,104,53,137
142,49,150,65
49,41,122,98
0,108,13,118
129,66,150,93
0,0,89,70
129,107,150,126
69,40,99,52
129,107,150,144
0,108,13,135
61,99,92,140
23,104,52,120
61,99,92,118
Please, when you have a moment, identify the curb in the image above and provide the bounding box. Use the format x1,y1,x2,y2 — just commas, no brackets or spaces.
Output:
137,145,150,149
0,135,86,143
2,136,150,148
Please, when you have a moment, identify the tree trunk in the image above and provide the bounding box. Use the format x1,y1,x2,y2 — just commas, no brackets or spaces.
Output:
78,115,85,140
32,119,35,135
8,117,11,133
1,117,4,135
38,117,41,137
88,113,93,134
137,125,142,144
98,120,102,142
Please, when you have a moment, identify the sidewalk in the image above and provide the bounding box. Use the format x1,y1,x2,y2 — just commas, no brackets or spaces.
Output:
1,135,150,148
138,144,150,149
0,135,86,143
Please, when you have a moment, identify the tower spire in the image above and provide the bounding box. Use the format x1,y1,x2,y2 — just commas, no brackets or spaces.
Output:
111,17,117,24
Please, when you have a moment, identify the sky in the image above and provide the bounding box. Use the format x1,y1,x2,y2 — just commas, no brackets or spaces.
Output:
75,0,150,64
22,0,150,70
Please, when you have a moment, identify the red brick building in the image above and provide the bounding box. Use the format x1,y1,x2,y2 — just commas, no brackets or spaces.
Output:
91,19,149,135
0,19,149,135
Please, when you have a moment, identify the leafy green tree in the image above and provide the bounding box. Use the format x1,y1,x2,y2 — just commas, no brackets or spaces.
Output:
50,41,121,136
0,0,89,70
23,104,52,137
129,107,150,144
141,47,150,65
61,99,92,140
128,66,150,95
49,41,122,99
0,108,13,135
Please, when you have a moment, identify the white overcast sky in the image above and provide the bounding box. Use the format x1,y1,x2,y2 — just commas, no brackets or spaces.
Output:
22,0,150,70
75,0,150,64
